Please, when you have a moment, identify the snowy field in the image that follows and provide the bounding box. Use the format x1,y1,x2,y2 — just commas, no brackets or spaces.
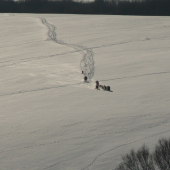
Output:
0,14,170,170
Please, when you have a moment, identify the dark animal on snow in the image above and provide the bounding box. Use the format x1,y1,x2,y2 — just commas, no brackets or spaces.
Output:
99,85,103,89
95,81,99,86
107,86,110,91
84,76,87,81
96,85,99,89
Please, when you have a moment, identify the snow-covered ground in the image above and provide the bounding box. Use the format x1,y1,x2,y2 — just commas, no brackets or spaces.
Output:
0,14,170,170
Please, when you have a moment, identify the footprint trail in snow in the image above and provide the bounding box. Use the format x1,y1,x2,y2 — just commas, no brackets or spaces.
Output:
41,18,95,81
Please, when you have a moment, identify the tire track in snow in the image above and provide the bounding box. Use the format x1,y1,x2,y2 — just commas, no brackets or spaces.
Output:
1,112,169,141
1,119,169,154
90,35,170,50
1,114,169,169
0,50,79,68
100,71,170,82
0,82,81,97
40,18,95,81
0,40,42,49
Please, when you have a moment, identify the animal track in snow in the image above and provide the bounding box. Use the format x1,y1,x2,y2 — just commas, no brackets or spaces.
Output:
81,129,170,170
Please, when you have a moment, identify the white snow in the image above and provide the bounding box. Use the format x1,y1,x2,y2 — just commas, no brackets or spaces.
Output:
0,13,170,170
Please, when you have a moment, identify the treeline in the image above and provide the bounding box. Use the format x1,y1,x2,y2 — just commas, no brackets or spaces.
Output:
0,0,170,15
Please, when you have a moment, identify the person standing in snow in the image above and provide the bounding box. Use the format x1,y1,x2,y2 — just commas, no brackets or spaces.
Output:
84,76,87,81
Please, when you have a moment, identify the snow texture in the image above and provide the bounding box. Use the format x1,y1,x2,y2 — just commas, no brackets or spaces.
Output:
0,14,170,170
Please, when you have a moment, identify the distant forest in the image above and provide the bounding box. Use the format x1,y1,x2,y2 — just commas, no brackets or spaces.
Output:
0,0,170,15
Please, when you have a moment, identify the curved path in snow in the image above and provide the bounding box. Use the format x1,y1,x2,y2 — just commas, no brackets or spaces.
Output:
41,18,95,81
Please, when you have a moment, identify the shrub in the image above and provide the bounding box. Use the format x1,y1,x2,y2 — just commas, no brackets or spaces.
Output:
153,138,170,170
115,138,170,170
116,145,155,170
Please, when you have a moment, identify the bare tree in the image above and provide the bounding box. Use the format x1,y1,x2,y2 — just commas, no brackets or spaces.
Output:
116,145,155,170
153,138,170,170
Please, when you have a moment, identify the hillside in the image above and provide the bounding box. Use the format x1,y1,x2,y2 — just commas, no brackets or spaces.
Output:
0,14,170,170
